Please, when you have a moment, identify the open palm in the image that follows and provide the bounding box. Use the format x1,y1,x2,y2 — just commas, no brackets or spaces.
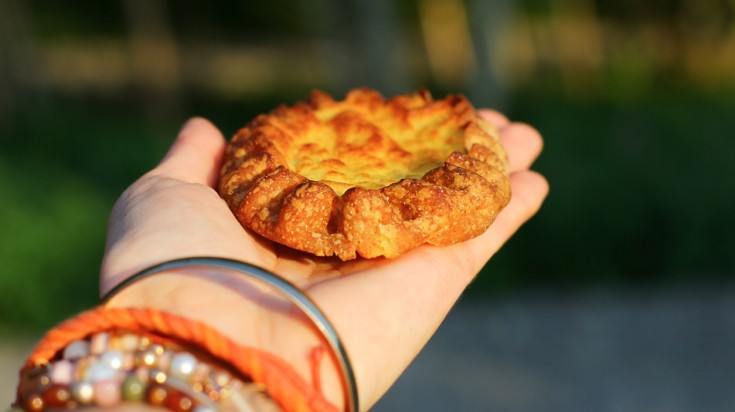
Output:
100,112,547,410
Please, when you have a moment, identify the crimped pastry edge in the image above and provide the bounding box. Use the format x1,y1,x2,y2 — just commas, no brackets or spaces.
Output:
219,88,511,260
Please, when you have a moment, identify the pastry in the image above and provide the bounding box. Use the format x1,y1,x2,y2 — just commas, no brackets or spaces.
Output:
219,88,510,260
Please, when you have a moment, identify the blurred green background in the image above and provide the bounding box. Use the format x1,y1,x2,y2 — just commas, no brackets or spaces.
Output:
0,0,734,334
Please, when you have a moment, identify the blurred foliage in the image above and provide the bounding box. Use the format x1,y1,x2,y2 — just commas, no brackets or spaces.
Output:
472,90,735,294
0,102,164,331
1,0,734,331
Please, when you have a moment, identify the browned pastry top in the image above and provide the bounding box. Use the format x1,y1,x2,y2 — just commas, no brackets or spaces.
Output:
219,88,511,260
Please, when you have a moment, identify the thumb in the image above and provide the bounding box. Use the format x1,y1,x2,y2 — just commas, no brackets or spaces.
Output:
156,117,227,187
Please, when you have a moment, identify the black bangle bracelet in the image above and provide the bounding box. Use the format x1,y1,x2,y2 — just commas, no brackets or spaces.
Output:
100,257,359,412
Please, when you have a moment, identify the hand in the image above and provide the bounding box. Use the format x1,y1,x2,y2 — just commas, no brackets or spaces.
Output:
100,112,547,410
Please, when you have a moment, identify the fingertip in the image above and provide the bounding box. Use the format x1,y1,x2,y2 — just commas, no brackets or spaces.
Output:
178,116,204,133
501,122,544,172
156,117,227,186
478,109,511,129
516,169,549,193
176,116,226,147
508,170,549,218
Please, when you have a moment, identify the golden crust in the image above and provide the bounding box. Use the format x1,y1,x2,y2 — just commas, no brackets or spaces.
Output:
219,88,511,260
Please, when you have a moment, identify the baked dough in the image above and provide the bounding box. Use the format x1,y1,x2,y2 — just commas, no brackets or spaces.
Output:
219,88,510,260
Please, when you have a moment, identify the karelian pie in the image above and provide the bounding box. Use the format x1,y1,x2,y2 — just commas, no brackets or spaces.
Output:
219,88,510,260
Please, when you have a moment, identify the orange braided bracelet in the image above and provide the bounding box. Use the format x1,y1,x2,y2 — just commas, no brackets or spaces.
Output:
14,307,338,412
99,257,358,411
12,258,357,411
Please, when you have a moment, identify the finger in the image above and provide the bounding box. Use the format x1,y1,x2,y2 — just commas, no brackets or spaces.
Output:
500,122,544,172
478,108,511,129
155,117,227,187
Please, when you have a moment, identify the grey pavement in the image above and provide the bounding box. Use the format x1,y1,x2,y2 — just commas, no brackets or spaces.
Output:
2,284,734,411
374,284,735,412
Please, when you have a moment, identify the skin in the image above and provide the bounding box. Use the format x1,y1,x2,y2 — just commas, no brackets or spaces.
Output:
94,109,548,411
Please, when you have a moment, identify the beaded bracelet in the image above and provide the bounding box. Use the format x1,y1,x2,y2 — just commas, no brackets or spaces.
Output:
13,330,281,412
100,257,359,412
11,258,355,412
14,306,339,412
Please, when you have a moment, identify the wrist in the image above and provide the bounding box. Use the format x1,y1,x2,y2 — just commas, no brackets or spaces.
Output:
16,307,333,412
100,259,353,410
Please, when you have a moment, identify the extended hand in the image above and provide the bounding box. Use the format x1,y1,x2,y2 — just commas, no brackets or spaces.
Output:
100,112,547,410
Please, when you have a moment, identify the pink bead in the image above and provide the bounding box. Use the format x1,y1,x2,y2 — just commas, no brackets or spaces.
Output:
191,363,210,382
134,366,150,383
122,352,136,370
49,360,73,384
93,379,121,407
158,350,172,370
63,340,90,360
90,333,110,355
117,333,140,351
